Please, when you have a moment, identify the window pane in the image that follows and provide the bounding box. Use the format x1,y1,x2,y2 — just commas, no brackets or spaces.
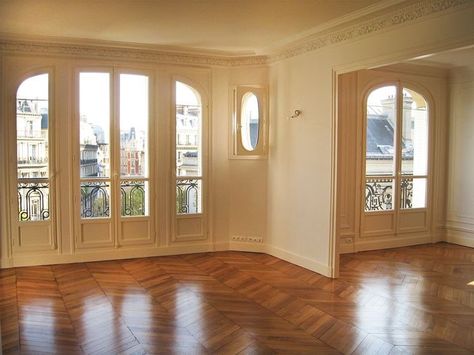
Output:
365,178,394,212
80,181,110,218
176,179,202,214
79,73,110,178
401,177,426,209
17,74,50,222
366,86,397,176
120,74,148,178
402,88,428,176
120,180,148,216
176,82,201,177
18,182,50,221
17,74,49,179
241,92,259,151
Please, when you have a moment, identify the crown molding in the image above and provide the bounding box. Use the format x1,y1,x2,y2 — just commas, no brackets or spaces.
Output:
0,0,471,67
258,0,407,55
267,0,473,62
0,34,268,67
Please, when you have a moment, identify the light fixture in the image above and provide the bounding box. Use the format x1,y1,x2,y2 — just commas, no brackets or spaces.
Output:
289,109,302,120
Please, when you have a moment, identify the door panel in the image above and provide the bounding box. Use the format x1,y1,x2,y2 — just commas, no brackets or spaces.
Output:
358,71,433,244
13,73,56,252
362,213,395,236
118,73,153,245
398,210,427,232
79,221,113,246
75,70,154,249
76,71,114,248
337,67,448,254
173,80,207,241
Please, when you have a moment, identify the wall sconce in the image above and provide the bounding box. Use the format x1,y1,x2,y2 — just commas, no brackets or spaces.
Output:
289,109,302,120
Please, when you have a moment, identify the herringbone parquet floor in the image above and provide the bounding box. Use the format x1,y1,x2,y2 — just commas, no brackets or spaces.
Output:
1,242,473,354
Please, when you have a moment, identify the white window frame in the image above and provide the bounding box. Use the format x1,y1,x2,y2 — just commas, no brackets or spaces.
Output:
231,85,268,158
171,76,208,242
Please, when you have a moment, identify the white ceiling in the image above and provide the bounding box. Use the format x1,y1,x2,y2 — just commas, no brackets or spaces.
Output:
0,0,385,55
413,46,474,69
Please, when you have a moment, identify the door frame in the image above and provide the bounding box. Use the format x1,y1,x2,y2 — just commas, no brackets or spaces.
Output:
359,78,434,239
72,67,156,250
332,63,449,278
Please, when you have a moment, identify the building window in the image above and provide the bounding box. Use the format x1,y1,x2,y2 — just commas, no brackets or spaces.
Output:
232,85,267,158
364,85,429,212
79,72,111,218
79,72,149,218
176,81,202,214
16,74,50,221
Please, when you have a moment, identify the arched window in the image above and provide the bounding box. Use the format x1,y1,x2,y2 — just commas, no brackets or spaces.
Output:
16,74,50,221
176,81,202,214
364,84,429,212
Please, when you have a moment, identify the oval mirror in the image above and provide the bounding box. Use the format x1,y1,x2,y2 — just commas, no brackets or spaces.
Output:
241,92,259,151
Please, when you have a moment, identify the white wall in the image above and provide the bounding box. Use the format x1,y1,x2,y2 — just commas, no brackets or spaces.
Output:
1,1,473,272
267,6,474,276
0,53,270,267
211,66,268,248
446,67,474,247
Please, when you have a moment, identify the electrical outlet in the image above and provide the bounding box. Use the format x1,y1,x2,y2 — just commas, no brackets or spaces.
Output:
231,235,263,243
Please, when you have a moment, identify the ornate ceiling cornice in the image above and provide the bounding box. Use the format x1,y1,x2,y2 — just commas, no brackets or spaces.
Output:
0,39,269,67
0,0,471,66
268,0,472,62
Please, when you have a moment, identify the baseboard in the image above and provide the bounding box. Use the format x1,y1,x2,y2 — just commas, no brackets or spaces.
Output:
0,257,13,268
8,243,216,268
228,241,266,253
446,228,474,248
354,234,432,252
339,242,355,254
266,245,331,277
213,242,230,251
2,238,332,279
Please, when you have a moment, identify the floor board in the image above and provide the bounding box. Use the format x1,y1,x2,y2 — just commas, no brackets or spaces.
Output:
1,242,473,354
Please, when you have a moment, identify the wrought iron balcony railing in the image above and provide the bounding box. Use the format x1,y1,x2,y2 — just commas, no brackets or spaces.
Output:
80,181,110,218
80,159,98,165
365,177,414,211
176,179,199,214
17,181,50,221
120,181,146,216
17,158,48,165
365,178,393,211
80,180,147,218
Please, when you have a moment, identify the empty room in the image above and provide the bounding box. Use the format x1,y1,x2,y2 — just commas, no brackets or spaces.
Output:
1,0,473,353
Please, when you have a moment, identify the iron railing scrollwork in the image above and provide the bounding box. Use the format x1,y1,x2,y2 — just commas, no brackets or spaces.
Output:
365,177,417,211
365,178,393,211
80,181,110,218
400,178,413,209
120,181,146,216
176,179,199,214
17,181,50,221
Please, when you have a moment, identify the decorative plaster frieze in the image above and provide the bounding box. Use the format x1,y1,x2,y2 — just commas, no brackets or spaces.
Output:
0,39,268,67
268,0,472,62
0,0,470,66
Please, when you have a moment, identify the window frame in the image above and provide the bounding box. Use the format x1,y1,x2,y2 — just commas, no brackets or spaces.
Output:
362,81,432,214
173,78,205,216
231,85,268,159
7,68,59,253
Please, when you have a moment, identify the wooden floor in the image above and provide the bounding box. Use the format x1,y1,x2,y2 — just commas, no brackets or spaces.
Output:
1,242,473,354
